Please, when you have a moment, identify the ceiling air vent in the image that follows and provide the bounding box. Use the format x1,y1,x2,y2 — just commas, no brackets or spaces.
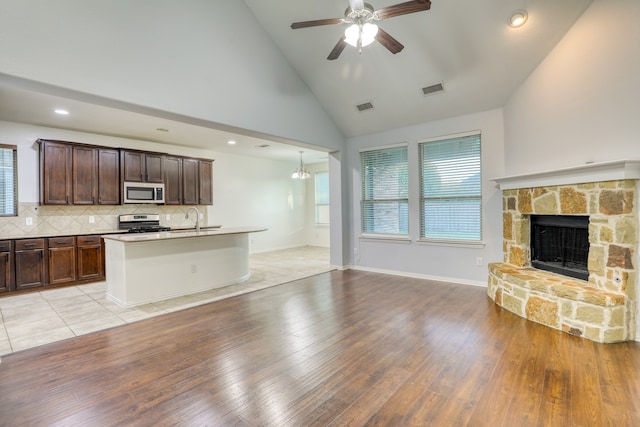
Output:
422,83,445,96
356,102,374,112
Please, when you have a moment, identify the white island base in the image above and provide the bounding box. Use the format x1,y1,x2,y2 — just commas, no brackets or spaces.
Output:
103,227,266,308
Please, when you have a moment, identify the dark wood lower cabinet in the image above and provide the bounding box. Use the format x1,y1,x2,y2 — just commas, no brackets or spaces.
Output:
3,235,105,295
48,237,77,285
0,240,13,292
15,239,46,290
77,236,103,281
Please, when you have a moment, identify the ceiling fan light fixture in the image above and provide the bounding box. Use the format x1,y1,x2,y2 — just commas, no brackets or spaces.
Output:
344,23,378,48
508,9,528,28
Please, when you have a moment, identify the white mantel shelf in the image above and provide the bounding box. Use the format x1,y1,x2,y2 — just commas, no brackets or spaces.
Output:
491,160,640,190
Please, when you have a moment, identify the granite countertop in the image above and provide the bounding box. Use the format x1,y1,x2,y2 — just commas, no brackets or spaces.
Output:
5,229,128,240
102,226,267,243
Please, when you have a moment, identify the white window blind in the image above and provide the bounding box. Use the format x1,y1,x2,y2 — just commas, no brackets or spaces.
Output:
315,171,330,226
360,146,408,235
0,145,17,217
419,134,481,241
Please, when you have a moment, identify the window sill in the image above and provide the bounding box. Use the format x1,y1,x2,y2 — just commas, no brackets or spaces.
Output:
417,238,485,248
360,233,411,243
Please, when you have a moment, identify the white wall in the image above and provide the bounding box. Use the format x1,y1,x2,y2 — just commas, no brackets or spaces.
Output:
503,0,640,175
346,108,505,285
0,0,345,154
207,151,311,253
0,120,319,253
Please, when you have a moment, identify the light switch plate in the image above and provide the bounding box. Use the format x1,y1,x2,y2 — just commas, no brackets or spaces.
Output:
26,217,33,226
89,216,95,224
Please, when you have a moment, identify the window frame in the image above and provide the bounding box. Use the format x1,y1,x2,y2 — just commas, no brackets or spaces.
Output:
0,144,18,217
418,132,483,245
314,171,330,226
359,143,409,239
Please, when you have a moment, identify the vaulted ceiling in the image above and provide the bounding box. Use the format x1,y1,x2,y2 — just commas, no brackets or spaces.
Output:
0,0,593,161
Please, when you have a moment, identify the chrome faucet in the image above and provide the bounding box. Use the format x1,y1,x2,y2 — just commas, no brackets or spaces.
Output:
185,207,201,232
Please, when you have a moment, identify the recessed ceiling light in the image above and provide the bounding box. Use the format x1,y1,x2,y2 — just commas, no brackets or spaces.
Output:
228,140,237,145
54,109,69,115
508,9,528,28
156,128,169,132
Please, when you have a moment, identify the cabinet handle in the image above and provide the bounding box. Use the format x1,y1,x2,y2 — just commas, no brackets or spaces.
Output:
23,243,36,247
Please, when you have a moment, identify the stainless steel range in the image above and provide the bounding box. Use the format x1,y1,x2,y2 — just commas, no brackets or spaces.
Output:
118,214,171,233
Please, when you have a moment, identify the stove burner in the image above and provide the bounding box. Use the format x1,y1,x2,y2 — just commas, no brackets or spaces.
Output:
127,226,171,233
118,214,170,233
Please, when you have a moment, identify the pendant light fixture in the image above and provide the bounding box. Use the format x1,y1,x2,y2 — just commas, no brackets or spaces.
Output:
291,151,311,180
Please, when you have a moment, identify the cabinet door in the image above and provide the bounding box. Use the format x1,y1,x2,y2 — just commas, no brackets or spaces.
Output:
121,150,145,182
15,239,46,290
41,141,72,205
98,149,120,204
0,241,13,293
72,146,98,205
182,158,199,205
48,237,76,285
164,156,183,205
198,160,213,205
145,153,165,183
77,236,103,281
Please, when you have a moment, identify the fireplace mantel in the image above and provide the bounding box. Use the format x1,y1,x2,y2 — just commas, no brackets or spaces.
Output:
492,160,640,190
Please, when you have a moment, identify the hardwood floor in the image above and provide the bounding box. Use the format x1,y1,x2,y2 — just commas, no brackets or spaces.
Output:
0,269,638,426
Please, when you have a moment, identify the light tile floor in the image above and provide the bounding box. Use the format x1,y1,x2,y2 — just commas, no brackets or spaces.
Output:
0,246,330,356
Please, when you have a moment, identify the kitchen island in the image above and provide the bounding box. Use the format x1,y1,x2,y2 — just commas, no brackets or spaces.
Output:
103,227,266,307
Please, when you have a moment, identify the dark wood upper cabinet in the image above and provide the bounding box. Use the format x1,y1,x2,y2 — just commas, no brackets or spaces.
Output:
145,152,164,183
164,156,183,205
41,140,120,205
40,140,72,205
198,159,213,205
98,148,120,204
182,158,199,205
72,145,98,205
121,150,164,183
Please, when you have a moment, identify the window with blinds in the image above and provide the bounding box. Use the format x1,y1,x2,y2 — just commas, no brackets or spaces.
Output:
360,145,408,235
419,134,481,241
315,171,330,226
0,145,17,216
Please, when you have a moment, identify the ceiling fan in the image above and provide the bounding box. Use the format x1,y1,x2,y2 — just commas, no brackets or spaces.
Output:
290,0,432,60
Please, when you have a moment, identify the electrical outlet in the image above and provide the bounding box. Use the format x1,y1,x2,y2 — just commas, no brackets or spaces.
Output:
165,214,171,221
353,247,359,255
190,264,197,273
89,216,95,224
476,257,483,266
26,217,33,226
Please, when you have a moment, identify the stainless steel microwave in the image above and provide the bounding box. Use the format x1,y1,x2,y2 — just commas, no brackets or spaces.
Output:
123,182,165,204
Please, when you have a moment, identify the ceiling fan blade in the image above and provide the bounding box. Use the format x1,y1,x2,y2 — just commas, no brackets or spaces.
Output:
376,0,431,20
375,28,404,54
348,0,365,10
291,18,343,29
327,37,347,60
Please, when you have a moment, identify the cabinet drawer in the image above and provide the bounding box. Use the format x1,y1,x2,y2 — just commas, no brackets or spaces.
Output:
15,239,45,251
77,235,101,245
0,241,11,252
48,236,76,248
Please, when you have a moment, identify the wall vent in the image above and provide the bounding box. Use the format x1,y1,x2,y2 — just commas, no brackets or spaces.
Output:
422,83,444,96
356,102,374,112
255,144,270,148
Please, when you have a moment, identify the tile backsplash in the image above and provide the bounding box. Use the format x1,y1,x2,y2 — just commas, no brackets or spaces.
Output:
0,203,209,239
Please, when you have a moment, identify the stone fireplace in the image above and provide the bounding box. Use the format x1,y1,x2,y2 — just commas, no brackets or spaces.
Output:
488,161,640,343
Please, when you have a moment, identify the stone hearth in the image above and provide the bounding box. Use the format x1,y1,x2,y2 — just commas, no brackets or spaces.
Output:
488,164,639,343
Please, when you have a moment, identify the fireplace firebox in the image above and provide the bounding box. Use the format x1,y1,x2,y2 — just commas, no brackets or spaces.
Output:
530,215,589,280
